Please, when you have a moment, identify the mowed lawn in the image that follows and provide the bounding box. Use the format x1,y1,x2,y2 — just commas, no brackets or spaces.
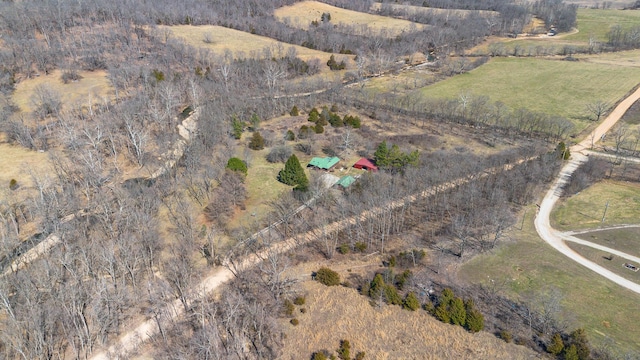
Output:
552,180,640,231
459,204,640,355
564,8,640,43
575,227,640,259
12,70,113,113
274,1,425,36
419,57,640,131
161,25,353,71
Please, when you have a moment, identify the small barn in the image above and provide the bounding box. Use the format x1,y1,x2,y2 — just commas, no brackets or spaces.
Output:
308,157,340,171
336,175,356,188
353,158,378,172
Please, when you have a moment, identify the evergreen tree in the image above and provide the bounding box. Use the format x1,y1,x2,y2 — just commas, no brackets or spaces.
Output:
290,105,299,116
231,115,244,139
434,302,450,323
547,333,564,355
374,141,390,167
368,273,385,300
337,340,350,360
314,123,324,134
450,297,466,326
285,130,295,141
308,107,320,123
226,157,247,176
464,299,484,333
248,131,265,150
278,154,308,189
383,284,401,305
315,267,341,286
564,345,579,360
568,328,590,360
403,292,420,311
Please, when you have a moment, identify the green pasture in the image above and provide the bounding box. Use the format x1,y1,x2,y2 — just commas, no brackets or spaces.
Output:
460,204,640,355
418,57,640,133
552,180,640,231
564,8,640,43
567,242,640,283
575,227,640,260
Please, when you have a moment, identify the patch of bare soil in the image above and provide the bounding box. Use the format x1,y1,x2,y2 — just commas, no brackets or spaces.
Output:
280,279,540,360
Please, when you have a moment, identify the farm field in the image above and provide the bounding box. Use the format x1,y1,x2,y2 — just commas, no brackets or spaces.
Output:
563,8,640,43
11,70,113,113
274,1,425,36
160,25,353,73
418,57,640,132
460,204,640,355
370,2,499,17
551,180,640,231
567,242,640,283
575,227,640,259
279,277,538,359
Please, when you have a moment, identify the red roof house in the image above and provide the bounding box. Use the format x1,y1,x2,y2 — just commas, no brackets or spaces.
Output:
353,158,378,172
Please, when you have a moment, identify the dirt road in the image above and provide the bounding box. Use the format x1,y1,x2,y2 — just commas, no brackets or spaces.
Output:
534,85,640,295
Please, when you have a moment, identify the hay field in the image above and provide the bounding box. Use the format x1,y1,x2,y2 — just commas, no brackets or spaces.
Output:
0,142,52,189
460,204,640,355
280,280,538,360
552,180,640,231
160,25,352,69
418,57,640,132
12,70,113,113
370,2,498,17
274,1,425,36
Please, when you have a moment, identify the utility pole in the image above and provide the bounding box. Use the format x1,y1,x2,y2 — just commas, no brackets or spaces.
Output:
601,200,609,223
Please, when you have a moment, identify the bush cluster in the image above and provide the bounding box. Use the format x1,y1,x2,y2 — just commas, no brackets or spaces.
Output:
315,267,341,286
430,288,484,333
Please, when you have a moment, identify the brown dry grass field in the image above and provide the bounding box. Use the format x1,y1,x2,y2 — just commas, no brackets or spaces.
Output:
160,25,354,72
0,141,52,190
370,2,499,17
274,1,426,37
11,69,114,113
280,279,539,360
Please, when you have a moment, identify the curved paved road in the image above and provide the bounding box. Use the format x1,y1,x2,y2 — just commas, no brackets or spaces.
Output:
534,85,640,295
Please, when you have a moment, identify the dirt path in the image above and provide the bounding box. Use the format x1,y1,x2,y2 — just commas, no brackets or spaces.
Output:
534,85,640,295
90,157,532,360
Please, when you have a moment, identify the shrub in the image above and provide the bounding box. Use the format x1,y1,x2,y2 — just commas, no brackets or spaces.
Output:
387,255,396,267
9,179,18,190
151,69,165,82
298,125,313,139
290,105,299,116
315,267,340,286
283,299,295,316
312,352,328,360
248,131,265,150
338,243,349,255
293,296,306,306
354,242,367,252
300,308,307,314
290,318,299,326
285,130,295,141
231,116,244,139
547,333,564,355
226,157,248,175
337,340,350,360
61,69,83,84
384,284,402,305
295,142,313,155
394,270,412,290
403,292,420,311
308,108,319,123
355,352,365,360
314,123,324,134
266,145,292,163
499,330,513,343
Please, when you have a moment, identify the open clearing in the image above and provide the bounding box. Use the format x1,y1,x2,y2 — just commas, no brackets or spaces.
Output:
567,242,640,283
0,142,52,189
11,70,113,113
280,279,538,359
274,1,425,36
370,2,499,17
575,227,640,259
577,49,640,67
460,204,640,354
418,57,640,131
563,8,640,43
551,180,640,231
161,25,352,70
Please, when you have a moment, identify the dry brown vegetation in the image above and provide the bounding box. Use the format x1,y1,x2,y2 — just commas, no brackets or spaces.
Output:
280,280,539,360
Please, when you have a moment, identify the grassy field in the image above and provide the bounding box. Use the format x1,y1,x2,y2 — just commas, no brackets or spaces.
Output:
577,49,640,68
160,25,353,72
12,70,113,113
563,8,640,43
459,204,640,355
575,227,640,259
567,242,640,283
370,2,498,17
418,57,640,132
280,279,538,359
274,1,425,36
0,142,52,189
552,180,640,231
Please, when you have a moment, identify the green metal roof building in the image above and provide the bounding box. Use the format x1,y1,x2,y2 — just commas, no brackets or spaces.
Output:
336,175,356,188
308,156,340,170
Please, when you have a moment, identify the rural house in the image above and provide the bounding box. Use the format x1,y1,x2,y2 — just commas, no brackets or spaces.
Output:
308,156,340,171
353,158,378,172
